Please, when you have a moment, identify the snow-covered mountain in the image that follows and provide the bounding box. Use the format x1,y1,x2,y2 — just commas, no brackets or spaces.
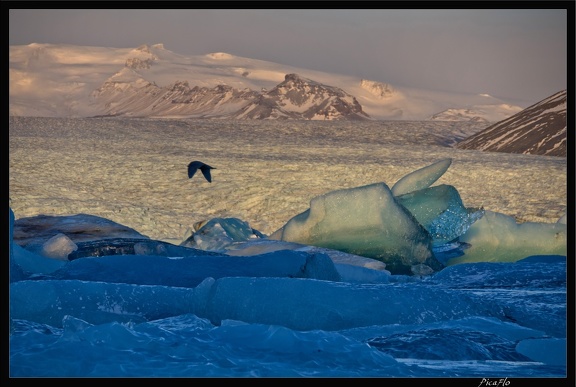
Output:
456,90,567,157
92,71,368,120
10,43,527,121
429,102,523,123
231,74,370,120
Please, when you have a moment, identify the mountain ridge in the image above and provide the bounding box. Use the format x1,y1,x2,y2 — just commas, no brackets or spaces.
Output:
455,90,567,157
10,42,532,121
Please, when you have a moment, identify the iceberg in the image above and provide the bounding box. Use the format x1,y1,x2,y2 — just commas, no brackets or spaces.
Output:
225,239,389,271
269,182,441,275
266,159,563,271
396,184,484,245
39,233,78,260
10,208,67,279
12,211,149,249
515,338,567,366
333,263,391,283
47,249,341,287
266,159,493,274
11,276,502,332
10,279,194,327
430,255,566,337
11,243,68,279
9,201,567,376
391,158,452,196
200,277,503,331
180,217,263,252
450,210,567,264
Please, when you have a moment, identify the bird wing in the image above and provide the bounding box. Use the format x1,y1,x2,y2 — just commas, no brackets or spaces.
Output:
188,161,201,179
200,165,213,182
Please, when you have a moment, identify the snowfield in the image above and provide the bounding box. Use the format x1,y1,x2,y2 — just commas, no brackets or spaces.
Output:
9,117,567,244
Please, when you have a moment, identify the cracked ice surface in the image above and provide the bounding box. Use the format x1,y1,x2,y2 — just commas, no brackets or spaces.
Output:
9,117,566,243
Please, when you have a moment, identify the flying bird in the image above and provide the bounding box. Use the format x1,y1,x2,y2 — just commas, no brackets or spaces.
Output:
188,161,216,182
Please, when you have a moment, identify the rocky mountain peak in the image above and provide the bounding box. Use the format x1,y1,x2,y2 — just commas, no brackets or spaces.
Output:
233,74,370,120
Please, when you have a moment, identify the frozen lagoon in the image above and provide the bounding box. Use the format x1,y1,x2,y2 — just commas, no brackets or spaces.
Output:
9,117,569,378
8,117,567,242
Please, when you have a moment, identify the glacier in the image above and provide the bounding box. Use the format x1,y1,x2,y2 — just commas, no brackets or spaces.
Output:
8,156,568,378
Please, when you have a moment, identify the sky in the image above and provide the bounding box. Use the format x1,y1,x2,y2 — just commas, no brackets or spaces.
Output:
8,8,569,106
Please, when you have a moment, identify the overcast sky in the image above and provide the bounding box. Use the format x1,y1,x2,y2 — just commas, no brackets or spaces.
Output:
8,8,568,104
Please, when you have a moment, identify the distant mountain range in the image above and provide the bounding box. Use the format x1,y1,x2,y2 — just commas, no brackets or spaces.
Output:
92,72,370,120
10,43,528,121
456,90,567,157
